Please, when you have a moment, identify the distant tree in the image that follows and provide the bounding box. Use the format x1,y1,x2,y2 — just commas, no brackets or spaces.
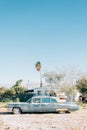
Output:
43,70,79,100
43,71,64,87
76,78,87,95
60,85,77,101
12,80,26,94
61,66,81,86
5,88,16,95
0,87,7,95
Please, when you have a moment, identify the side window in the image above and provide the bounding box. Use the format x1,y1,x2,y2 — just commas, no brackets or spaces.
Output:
33,98,41,103
50,98,57,103
42,98,50,103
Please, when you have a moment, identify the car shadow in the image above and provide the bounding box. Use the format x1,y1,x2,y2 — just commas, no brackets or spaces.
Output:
0,112,69,115
25,112,67,114
0,112,13,115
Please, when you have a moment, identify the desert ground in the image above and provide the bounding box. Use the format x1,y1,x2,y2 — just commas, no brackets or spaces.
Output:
0,104,87,130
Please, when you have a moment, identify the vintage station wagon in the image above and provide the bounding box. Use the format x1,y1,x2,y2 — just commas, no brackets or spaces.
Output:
7,96,79,114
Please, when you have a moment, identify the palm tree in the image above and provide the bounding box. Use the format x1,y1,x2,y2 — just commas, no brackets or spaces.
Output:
35,61,41,71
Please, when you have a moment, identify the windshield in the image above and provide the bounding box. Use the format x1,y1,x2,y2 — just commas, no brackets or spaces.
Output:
26,98,32,103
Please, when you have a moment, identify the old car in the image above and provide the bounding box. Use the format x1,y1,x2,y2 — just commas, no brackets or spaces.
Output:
7,96,79,114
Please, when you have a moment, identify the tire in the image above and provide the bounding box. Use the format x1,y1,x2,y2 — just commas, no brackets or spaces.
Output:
13,108,21,114
65,110,70,114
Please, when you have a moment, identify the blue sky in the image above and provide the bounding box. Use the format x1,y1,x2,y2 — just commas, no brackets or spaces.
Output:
0,0,87,86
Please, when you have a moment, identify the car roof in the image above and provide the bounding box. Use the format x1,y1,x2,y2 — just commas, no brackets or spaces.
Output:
32,95,57,99
32,96,48,98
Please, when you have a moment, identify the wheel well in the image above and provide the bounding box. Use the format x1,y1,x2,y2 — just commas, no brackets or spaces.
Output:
12,107,22,113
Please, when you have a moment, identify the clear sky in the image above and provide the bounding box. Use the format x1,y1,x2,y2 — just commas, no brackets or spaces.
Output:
0,0,87,86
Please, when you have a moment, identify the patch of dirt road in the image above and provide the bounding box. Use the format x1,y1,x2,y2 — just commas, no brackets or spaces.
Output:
0,106,87,130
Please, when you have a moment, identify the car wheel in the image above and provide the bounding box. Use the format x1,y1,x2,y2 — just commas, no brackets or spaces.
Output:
65,110,70,114
57,108,70,114
13,108,21,114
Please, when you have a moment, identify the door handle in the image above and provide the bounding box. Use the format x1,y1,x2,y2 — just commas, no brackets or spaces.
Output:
34,104,39,106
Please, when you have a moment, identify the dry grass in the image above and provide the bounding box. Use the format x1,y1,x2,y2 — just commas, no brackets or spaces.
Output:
0,119,4,130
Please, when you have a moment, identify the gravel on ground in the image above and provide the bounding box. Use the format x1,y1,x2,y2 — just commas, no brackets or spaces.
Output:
0,106,87,130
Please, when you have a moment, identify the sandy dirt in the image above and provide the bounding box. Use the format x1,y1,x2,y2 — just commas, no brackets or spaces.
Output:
0,105,87,130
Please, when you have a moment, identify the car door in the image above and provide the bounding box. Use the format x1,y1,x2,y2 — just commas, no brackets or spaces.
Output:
50,97,58,112
41,97,51,112
22,98,32,112
29,97,41,112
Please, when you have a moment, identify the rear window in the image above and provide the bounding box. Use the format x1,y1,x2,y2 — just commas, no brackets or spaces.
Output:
50,98,57,103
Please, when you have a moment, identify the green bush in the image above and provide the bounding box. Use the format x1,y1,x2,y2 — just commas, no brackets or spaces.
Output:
2,98,13,103
15,98,20,102
77,101,87,108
